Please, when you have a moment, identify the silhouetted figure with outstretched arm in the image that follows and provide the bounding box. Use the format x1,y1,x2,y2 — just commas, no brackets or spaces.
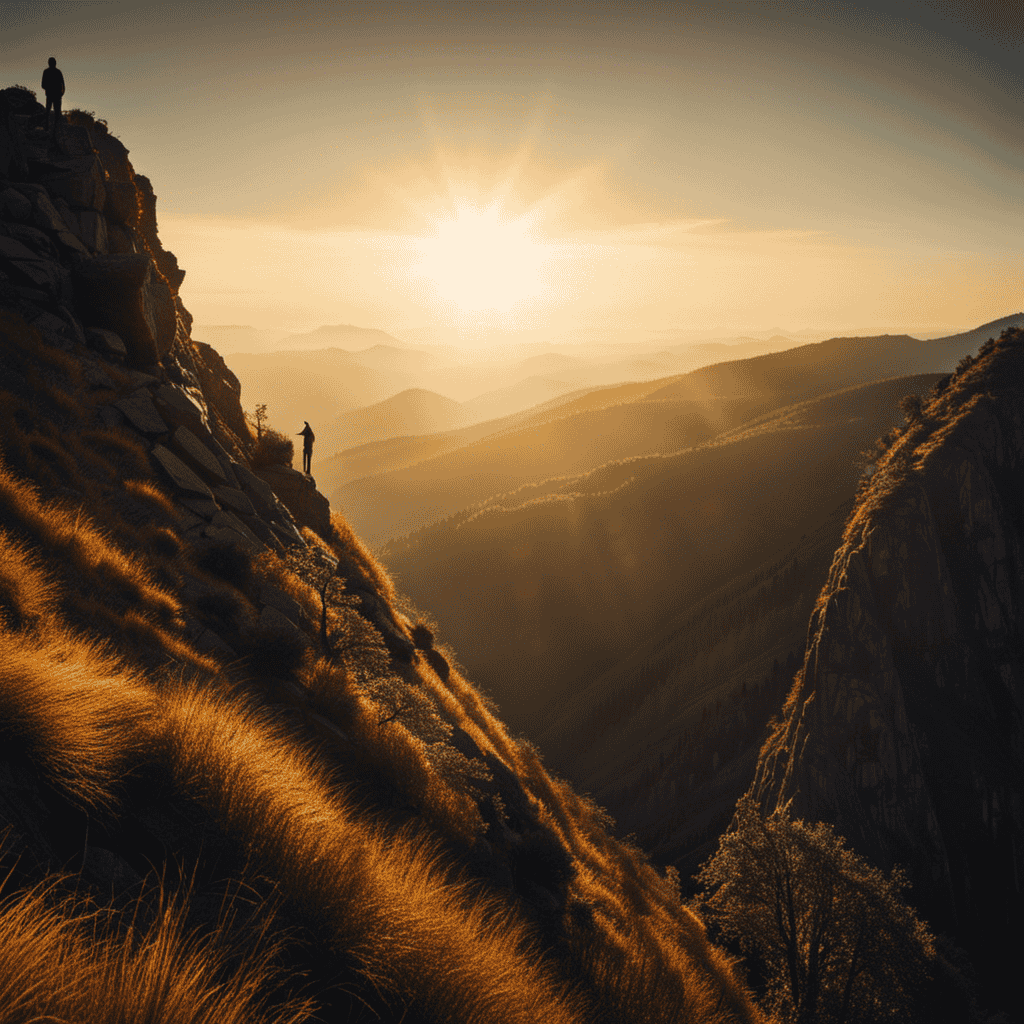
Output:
298,421,315,475
41,57,64,131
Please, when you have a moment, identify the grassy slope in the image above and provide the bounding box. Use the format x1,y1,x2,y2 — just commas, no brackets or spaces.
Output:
0,313,766,1021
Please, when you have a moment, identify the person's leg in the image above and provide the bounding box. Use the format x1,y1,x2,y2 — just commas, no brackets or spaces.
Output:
54,94,61,123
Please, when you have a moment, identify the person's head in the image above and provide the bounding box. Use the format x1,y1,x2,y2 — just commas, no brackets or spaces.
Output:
48,57,56,67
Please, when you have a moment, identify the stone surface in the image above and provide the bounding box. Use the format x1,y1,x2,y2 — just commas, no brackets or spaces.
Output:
256,464,332,538
750,331,1024,989
97,405,124,429
41,154,107,212
210,509,264,551
115,388,168,434
0,187,32,222
169,425,225,484
86,327,127,361
73,253,176,367
0,235,56,291
151,445,214,499
190,341,250,444
30,190,67,234
178,496,219,520
153,383,207,433
56,230,89,256
173,505,205,532
212,484,255,517
240,512,285,553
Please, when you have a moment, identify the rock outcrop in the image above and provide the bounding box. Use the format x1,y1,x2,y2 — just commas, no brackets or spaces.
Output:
0,89,371,662
751,328,1024,1009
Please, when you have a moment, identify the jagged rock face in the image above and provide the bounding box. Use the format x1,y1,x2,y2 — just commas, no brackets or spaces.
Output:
0,89,351,639
751,329,1024,997
256,464,332,537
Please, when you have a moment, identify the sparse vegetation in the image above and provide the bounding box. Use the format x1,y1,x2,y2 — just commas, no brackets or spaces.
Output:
694,796,936,1024
250,426,294,469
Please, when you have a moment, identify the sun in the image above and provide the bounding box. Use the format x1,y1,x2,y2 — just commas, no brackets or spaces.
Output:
412,202,553,315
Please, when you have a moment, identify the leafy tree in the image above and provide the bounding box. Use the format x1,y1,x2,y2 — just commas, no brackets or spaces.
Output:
693,795,935,1024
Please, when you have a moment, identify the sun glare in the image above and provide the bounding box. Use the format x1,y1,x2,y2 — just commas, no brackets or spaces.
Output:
413,203,552,315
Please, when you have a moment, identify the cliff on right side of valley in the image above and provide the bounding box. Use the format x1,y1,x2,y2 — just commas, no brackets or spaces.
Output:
751,327,1024,1011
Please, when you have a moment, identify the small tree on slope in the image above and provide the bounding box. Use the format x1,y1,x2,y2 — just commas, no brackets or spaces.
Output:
693,795,935,1024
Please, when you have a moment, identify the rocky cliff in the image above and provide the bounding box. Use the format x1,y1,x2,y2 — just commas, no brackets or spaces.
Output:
751,327,1024,1010
0,89,766,1023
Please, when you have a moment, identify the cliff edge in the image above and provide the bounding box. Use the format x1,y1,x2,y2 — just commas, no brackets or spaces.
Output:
751,327,1024,1007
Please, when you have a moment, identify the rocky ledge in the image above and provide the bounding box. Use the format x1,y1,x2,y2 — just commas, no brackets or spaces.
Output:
0,87,367,663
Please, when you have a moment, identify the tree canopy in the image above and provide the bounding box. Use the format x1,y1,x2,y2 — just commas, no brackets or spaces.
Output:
693,795,936,1024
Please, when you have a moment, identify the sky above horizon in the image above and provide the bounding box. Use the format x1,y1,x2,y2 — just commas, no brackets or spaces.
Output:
4,1,1022,346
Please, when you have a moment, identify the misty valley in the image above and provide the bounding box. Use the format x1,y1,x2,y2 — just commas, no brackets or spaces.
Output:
1,62,1022,1024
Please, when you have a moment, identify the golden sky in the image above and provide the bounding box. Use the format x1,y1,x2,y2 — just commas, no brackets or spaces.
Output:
5,1,1022,344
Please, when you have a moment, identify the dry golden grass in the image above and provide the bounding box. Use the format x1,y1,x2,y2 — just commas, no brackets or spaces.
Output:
78,424,155,479
124,476,179,520
0,528,57,631
0,627,153,811
0,872,316,1024
0,456,182,627
329,510,399,606
154,682,588,1024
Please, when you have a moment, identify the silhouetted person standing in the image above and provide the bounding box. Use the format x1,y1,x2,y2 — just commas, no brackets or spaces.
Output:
41,57,64,131
298,421,314,474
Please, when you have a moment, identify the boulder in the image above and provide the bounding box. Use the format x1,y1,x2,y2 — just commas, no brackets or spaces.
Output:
0,187,32,222
169,425,226,484
0,235,62,294
56,230,89,256
212,484,255,517
85,327,127,362
64,208,109,254
114,388,168,434
190,341,250,444
178,496,219,521
240,512,285,553
97,405,124,429
29,191,67,234
256,465,331,538
41,154,107,212
151,445,214,499
234,462,302,536
209,509,264,551
105,221,136,253
73,253,176,367
152,383,208,433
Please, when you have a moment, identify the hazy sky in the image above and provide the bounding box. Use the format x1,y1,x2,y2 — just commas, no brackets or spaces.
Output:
4,1,1022,344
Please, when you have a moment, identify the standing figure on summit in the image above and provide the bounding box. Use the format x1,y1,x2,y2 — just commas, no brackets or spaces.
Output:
41,57,65,130
298,421,315,475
